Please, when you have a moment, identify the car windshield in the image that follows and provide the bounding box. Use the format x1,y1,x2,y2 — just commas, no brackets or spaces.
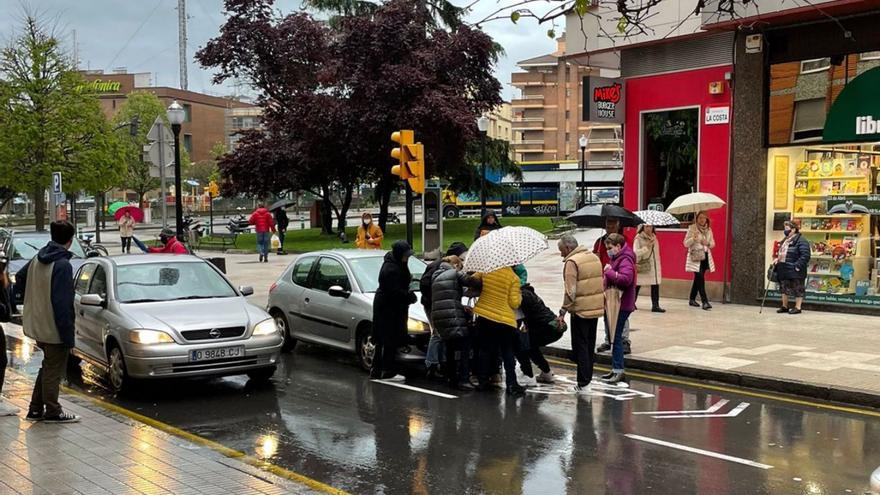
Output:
349,256,426,293
116,261,237,303
12,235,85,260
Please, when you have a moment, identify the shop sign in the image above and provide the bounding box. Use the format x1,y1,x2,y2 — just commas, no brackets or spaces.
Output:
826,194,880,215
767,289,880,307
704,106,730,125
823,66,880,143
583,76,625,124
76,79,122,94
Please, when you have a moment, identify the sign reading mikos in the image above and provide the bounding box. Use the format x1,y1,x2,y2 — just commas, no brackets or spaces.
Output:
583,76,625,124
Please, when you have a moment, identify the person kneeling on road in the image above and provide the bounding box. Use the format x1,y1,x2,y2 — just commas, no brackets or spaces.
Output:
430,255,481,391
515,276,566,387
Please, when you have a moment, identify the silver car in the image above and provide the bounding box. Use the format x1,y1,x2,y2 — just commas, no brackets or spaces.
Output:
267,250,430,371
72,254,283,392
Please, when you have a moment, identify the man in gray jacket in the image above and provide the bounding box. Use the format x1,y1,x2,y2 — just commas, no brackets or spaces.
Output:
16,221,79,423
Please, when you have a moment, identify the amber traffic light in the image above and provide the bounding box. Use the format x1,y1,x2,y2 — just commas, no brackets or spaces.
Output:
390,129,425,194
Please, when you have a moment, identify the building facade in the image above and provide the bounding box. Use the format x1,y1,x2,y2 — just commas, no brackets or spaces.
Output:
81,71,255,163
226,106,263,151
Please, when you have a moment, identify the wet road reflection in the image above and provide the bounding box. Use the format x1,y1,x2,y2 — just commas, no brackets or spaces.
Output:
6,334,880,494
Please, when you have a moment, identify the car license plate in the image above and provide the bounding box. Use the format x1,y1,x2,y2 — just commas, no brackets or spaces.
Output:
190,346,244,362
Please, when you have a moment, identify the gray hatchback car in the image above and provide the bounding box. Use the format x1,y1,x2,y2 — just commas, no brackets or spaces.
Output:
267,250,430,371
72,254,283,392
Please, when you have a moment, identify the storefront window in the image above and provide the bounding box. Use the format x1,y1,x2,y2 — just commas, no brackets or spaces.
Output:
641,108,699,211
800,58,832,74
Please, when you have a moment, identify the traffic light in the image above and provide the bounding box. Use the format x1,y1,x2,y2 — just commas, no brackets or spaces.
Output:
390,129,425,194
206,180,220,198
390,130,414,180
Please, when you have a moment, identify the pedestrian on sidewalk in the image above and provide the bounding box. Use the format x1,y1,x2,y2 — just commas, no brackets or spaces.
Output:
602,233,636,385
370,241,417,382
594,218,633,354
430,255,481,390
634,224,665,313
684,212,716,310
0,252,17,416
15,221,79,423
515,276,566,386
473,210,502,240
420,242,469,379
775,220,810,315
117,209,135,254
356,213,384,250
148,228,188,254
274,207,289,255
249,203,276,263
558,234,604,393
472,264,523,396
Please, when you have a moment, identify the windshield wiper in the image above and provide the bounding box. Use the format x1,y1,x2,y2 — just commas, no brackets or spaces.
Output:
122,298,161,303
168,295,224,301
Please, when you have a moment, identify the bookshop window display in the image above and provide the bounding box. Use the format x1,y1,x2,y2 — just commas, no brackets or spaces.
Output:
765,146,880,307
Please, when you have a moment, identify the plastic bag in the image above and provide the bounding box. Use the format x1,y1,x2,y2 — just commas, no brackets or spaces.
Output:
271,234,281,250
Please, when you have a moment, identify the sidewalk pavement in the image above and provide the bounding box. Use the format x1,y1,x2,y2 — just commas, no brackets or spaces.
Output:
523,236,880,409
0,370,317,495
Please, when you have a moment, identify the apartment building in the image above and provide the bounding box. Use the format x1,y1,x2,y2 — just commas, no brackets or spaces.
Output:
510,36,622,168
226,106,264,151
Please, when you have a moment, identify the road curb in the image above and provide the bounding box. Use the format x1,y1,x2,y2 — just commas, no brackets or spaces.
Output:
543,345,880,410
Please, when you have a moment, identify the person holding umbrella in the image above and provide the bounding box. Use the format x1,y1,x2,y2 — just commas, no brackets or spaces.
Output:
117,209,135,254
634,224,665,312
684,212,716,310
774,220,810,315
274,208,289,255
602,233,636,385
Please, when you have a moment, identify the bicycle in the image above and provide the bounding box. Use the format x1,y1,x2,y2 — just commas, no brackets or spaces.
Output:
79,233,109,257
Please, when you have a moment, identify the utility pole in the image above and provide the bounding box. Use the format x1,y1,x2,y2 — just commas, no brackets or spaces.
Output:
177,0,188,90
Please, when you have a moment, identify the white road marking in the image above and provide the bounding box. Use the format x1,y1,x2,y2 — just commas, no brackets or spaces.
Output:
371,380,458,399
634,399,730,415
653,402,750,419
625,434,774,470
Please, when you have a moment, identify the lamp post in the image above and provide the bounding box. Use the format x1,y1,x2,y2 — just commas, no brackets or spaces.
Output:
477,115,490,213
166,100,186,240
579,134,588,207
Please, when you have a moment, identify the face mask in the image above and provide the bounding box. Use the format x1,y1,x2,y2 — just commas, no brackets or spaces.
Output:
784,228,791,236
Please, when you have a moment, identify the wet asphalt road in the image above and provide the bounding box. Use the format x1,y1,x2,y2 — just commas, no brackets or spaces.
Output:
6,336,880,495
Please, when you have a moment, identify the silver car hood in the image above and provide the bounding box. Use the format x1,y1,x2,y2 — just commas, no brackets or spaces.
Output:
361,292,428,323
120,297,268,334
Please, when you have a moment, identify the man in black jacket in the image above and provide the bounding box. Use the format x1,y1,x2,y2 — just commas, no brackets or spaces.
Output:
420,242,468,378
274,208,290,255
517,283,566,385
371,241,417,381
16,221,79,423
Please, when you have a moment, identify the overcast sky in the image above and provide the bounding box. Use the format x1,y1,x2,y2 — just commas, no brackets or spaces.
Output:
0,0,556,100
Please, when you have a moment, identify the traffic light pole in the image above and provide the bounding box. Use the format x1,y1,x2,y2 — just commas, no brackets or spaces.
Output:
405,182,414,248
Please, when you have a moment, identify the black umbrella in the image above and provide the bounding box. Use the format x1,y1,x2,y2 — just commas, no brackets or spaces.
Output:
269,198,296,211
566,204,644,228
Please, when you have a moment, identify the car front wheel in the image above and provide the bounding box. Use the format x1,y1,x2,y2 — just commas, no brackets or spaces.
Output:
356,325,376,372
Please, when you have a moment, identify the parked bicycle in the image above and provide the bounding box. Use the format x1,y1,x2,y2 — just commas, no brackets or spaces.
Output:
79,233,109,257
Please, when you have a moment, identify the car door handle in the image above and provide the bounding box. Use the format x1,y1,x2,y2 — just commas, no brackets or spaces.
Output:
79,310,84,317
304,297,310,304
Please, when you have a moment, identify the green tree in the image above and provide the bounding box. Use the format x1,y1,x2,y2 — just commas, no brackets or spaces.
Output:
0,15,123,229
183,142,223,188
112,91,165,205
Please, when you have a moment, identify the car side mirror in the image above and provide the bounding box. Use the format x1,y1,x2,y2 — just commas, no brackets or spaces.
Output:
80,294,106,308
328,285,350,298
239,286,254,297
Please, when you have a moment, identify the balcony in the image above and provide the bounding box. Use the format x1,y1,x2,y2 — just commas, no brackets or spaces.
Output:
512,121,544,131
511,72,548,86
514,116,544,122
511,97,545,108
511,141,545,151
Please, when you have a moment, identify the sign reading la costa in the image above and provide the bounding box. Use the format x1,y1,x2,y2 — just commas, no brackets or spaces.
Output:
76,79,122,94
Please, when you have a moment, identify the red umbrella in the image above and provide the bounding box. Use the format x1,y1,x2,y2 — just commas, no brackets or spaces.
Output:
114,206,144,222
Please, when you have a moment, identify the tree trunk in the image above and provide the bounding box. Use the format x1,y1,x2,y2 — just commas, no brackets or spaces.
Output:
335,186,353,235
375,175,393,233
33,187,46,231
319,184,334,235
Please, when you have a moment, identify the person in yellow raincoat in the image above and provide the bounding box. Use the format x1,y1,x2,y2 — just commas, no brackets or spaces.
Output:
356,213,384,249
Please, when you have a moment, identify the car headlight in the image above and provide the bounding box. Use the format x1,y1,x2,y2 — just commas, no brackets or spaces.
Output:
252,318,278,336
129,329,174,344
9,273,15,285
407,318,429,334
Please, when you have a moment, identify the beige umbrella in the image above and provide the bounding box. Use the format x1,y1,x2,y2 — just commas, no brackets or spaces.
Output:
666,192,726,215
604,287,622,348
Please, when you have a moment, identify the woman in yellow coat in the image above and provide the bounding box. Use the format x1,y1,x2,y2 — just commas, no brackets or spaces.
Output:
473,265,524,396
356,213,384,249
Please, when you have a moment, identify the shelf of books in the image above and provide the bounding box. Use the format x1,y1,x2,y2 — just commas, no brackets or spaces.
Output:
789,148,880,303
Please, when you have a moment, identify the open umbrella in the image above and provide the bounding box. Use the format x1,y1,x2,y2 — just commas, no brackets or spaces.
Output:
270,198,296,211
107,201,128,215
463,226,547,273
634,210,680,227
114,206,144,222
567,204,644,228
666,192,726,215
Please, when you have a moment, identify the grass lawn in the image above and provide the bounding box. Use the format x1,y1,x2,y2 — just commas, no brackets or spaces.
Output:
198,217,554,254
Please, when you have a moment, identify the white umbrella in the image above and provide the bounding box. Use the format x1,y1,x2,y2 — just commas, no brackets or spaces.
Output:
463,226,547,273
634,210,680,227
666,192,726,215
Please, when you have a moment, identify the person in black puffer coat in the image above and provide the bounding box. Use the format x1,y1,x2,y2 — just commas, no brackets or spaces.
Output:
371,241,417,381
420,242,469,379
516,283,567,384
774,220,811,315
430,256,482,390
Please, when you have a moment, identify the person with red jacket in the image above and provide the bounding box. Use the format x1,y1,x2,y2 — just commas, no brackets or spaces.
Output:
593,217,634,354
249,204,276,263
148,229,188,254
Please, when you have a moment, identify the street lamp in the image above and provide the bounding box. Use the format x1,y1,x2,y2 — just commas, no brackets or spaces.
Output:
167,100,186,240
477,115,490,213
579,133,588,207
